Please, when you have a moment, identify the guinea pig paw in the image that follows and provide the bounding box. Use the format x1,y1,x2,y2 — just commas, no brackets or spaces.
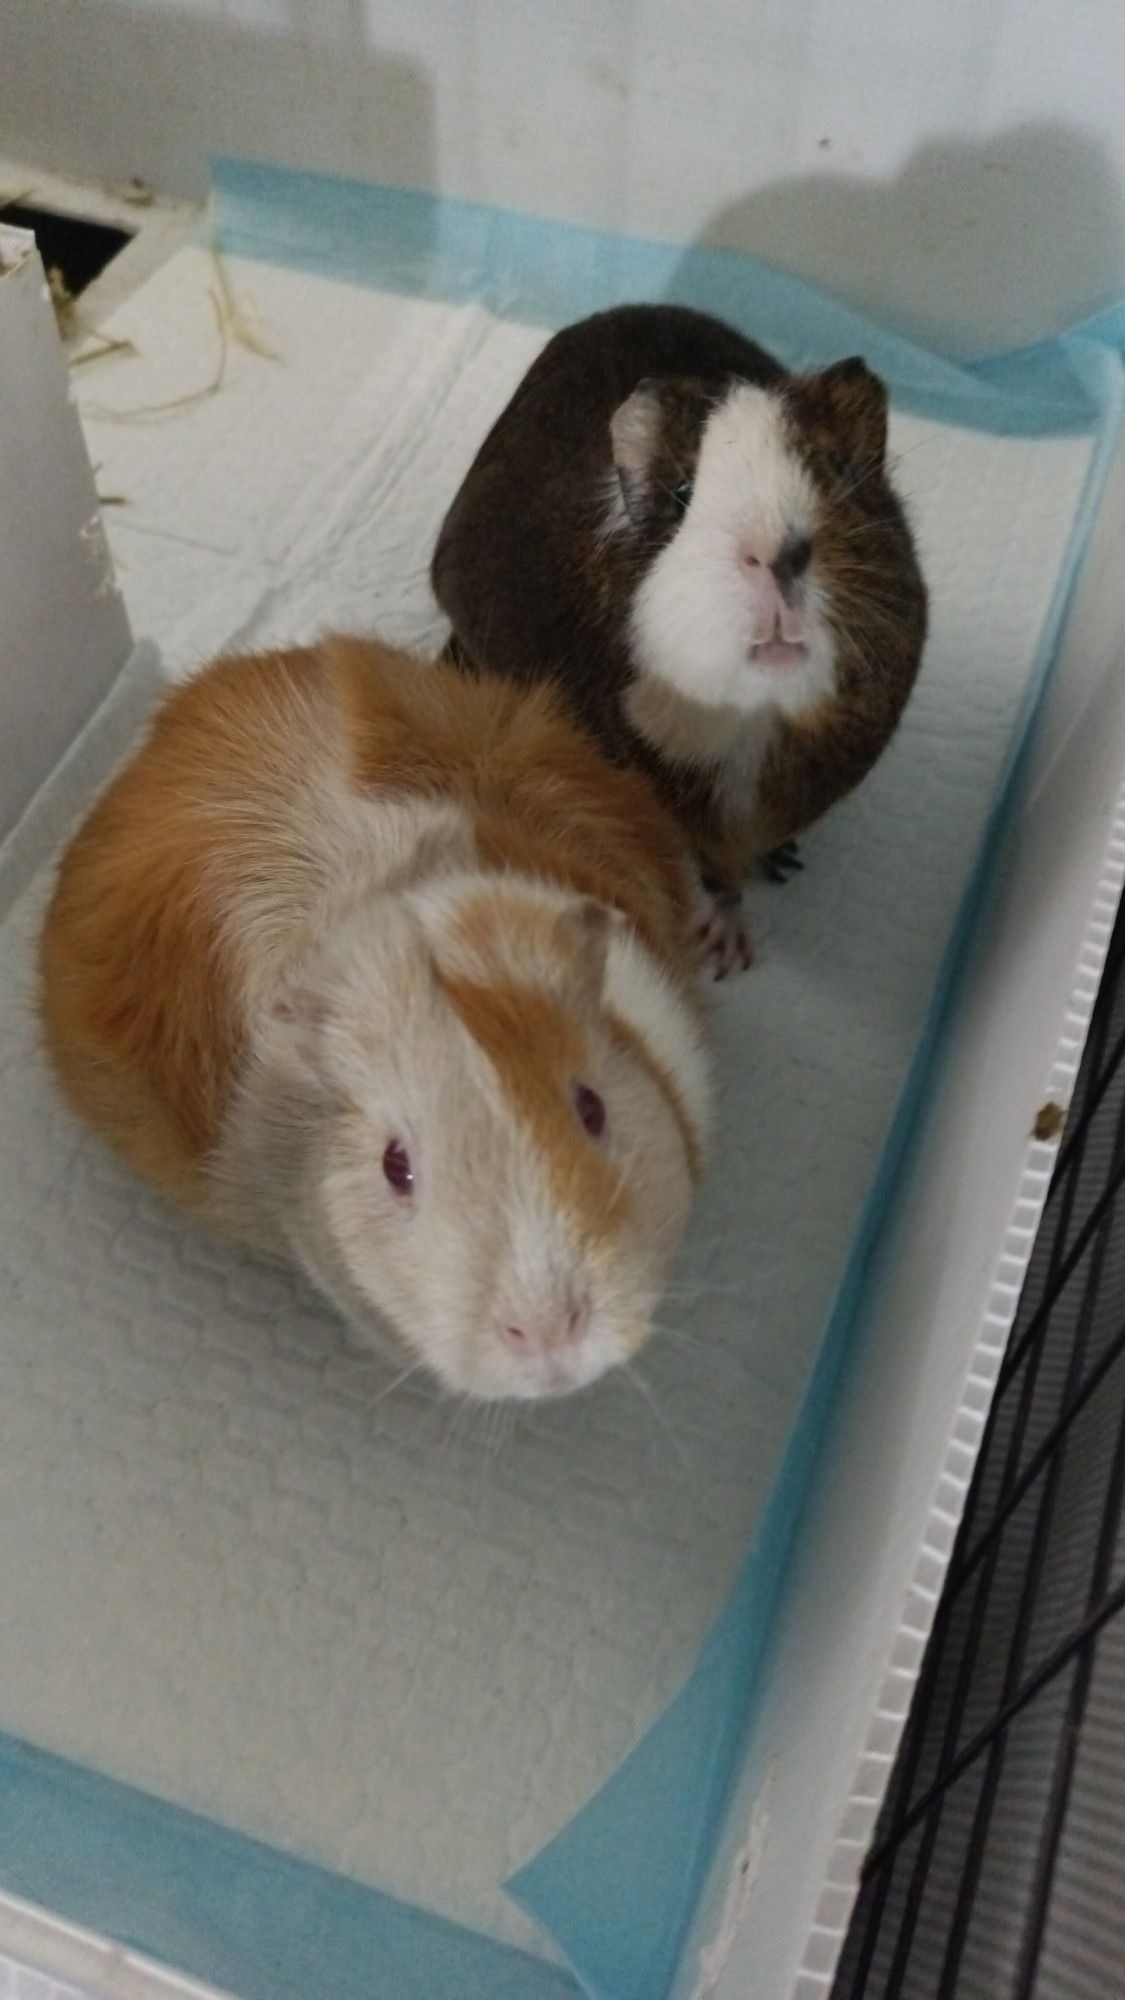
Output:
762,840,804,884
693,890,753,980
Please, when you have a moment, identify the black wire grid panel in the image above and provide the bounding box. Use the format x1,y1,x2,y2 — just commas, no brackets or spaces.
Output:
833,899,1125,2000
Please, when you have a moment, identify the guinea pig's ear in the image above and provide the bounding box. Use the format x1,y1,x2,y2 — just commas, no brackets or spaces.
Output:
803,357,888,472
551,898,618,1011
610,380,663,525
268,982,345,1095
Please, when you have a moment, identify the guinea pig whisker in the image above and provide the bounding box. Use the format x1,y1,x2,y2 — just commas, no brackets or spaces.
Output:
453,1399,481,1453
464,1400,514,1497
818,453,886,510
829,569,914,604
829,622,892,678
661,1279,751,1303
887,433,943,471
438,1392,475,1459
829,573,913,619
838,625,908,690
661,1267,749,1293
828,543,911,570
861,433,939,488
649,1323,705,1355
620,1360,691,1469
492,1402,517,1462
416,1384,472,1456
659,1297,744,1327
476,1397,500,1454
405,1393,451,1456
823,514,908,547
369,1359,427,1409
834,598,915,654
830,579,915,626
819,434,933,513
654,1316,736,1344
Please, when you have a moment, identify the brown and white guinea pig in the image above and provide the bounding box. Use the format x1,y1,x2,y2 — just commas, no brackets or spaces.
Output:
432,303,928,974
39,637,710,1404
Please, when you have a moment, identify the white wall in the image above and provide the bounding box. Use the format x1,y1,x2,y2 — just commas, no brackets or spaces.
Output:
2,0,1124,351
0,225,131,839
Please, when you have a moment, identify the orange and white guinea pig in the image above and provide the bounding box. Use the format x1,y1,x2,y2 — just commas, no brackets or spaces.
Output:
39,637,711,1403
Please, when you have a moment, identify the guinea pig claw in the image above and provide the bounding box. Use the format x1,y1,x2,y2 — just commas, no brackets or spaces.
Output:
691,886,753,980
763,840,804,884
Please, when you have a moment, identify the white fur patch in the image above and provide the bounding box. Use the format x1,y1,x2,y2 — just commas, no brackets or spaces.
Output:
412,871,710,1162
218,832,708,1404
629,382,838,721
605,929,712,1158
214,696,475,1021
406,867,580,987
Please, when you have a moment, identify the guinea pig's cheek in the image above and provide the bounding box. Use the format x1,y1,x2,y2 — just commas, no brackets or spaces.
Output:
630,541,746,711
516,1323,631,1401
785,593,839,715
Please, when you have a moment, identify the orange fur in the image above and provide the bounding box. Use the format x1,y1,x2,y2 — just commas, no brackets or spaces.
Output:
606,1010,703,1184
40,638,698,1215
39,648,333,1206
330,637,694,973
442,975,631,1252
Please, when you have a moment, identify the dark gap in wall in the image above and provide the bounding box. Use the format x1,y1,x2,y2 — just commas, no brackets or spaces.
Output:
0,203,133,297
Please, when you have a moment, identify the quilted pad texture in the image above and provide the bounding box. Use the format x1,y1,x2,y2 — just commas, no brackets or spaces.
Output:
0,250,1095,1955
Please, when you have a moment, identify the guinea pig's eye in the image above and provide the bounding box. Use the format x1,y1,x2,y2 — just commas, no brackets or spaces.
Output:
672,478,693,516
382,1138,415,1196
573,1083,607,1140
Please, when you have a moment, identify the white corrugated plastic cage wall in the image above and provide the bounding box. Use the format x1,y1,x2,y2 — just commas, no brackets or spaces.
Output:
2,10,1125,2000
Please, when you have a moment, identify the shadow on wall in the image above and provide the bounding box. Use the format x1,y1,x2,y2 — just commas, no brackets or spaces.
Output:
680,123,1125,356
5,13,1124,359
0,0,436,207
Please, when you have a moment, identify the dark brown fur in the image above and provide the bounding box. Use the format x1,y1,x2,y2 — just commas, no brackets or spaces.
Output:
432,303,927,888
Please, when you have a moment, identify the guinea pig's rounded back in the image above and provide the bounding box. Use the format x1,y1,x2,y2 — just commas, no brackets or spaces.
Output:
282,885,706,1403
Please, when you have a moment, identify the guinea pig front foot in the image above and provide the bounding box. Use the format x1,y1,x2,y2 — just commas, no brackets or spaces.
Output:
762,840,804,884
692,880,753,981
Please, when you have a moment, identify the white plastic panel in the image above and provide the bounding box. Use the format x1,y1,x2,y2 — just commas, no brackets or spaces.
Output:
1,0,1124,349
0,225,131,841
679,429,1125,2000
0,1895,226,2000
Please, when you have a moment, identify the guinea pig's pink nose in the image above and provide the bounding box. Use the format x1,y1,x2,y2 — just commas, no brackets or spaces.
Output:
501,1290,591,1357
741,534,813,590
742,561,786,642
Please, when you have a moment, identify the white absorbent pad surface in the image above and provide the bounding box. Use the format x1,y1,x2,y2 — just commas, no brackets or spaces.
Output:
0,249,1097,1955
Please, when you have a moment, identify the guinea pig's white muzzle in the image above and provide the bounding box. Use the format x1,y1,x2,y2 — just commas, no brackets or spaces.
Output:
494,1283,616,1399
740,538,810,669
